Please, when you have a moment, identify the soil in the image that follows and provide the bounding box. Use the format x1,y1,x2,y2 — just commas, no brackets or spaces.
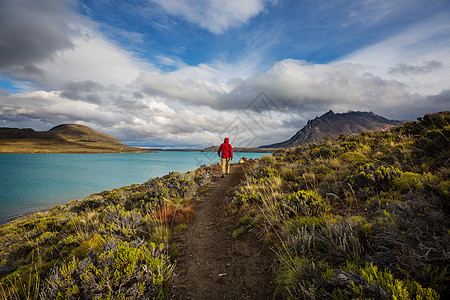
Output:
170,162,277,299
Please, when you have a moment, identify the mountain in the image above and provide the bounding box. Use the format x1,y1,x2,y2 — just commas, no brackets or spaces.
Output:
48,124,123,144
0,124,152,153
261,110,405,148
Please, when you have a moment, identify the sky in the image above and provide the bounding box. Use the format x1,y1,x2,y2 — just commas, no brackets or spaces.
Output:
0,0,449,148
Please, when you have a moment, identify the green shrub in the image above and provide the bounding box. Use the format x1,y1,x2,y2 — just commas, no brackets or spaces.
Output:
338,151,368,164
286,216,326,234
281,190,330,218
173,224,188,232
239,215,250,225
360,263,440,299
232,227,245,239
351,163,402,193
276,256,332,299
249,214,264,228
42,241,175,299
392,172,437,193
438,180,450,197
72,234,105,258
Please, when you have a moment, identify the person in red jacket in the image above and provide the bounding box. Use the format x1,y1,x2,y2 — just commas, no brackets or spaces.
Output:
218,137,233,177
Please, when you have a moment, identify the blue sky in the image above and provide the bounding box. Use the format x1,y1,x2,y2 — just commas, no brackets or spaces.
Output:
0,0,449,147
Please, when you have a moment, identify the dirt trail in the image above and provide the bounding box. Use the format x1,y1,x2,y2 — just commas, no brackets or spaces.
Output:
170,162,276,299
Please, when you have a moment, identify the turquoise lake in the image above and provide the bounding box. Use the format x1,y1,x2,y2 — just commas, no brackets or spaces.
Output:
0,152,268,223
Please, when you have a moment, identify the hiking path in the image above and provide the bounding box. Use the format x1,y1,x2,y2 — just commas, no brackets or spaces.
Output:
170,162,276,299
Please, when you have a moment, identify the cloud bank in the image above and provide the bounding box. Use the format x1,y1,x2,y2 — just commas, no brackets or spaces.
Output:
2,56,448,147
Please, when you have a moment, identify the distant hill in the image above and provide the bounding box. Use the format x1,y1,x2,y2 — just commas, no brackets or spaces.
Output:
261,110,405,148
0,124,152,153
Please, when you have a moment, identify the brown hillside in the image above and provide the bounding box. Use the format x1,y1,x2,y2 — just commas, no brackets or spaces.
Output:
48,124,122,144
0,124,151,153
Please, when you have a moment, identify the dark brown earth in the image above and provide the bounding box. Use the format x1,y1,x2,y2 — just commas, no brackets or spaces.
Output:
170,162,276,299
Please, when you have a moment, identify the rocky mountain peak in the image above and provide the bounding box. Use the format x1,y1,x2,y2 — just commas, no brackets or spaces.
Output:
261,110,404,148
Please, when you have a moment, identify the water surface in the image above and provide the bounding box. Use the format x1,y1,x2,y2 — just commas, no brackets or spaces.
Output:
0,152,267,223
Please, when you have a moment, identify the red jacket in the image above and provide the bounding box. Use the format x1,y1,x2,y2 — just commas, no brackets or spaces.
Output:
218,138,233,159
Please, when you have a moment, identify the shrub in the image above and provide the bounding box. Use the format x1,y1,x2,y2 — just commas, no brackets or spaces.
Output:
392,172,437,193
72,234,105,258
281,190,330,218
41,240,174,299
354,163,401,187
316,219,363,264
438,180,450,197
359,263,440,299
275,256,327,298
338,151,368,165
232,227,245,239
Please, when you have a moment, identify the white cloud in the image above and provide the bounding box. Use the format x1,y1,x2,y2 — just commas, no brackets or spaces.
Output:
0,84,302,147
0,0,152,91
335,14,450,95
137,58,426,118
36,31,151,88
150,0,272,34
232,59,435,120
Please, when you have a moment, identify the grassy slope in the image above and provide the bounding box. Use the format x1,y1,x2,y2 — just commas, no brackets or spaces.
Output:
0,168,213,299
232,111,449,299
0,112,448,299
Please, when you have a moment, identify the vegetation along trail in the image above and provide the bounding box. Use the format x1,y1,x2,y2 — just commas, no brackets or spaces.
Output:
2,112,447,299
171,161,276,299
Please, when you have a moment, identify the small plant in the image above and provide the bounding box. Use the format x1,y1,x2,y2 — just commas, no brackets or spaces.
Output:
232,227,245,239
338,151,368,164
174,224,188,232
239,215,250,225
392,171,436,193
359,263,440,299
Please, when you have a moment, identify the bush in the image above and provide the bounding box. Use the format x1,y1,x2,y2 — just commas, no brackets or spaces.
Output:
359,263,440,300
281,190,330,218
351,163,402,192
392,172,437,193
338,151,368,164
41,241,174,299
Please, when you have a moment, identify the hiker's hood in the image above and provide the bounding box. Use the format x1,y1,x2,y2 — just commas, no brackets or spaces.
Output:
224,137,229,143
